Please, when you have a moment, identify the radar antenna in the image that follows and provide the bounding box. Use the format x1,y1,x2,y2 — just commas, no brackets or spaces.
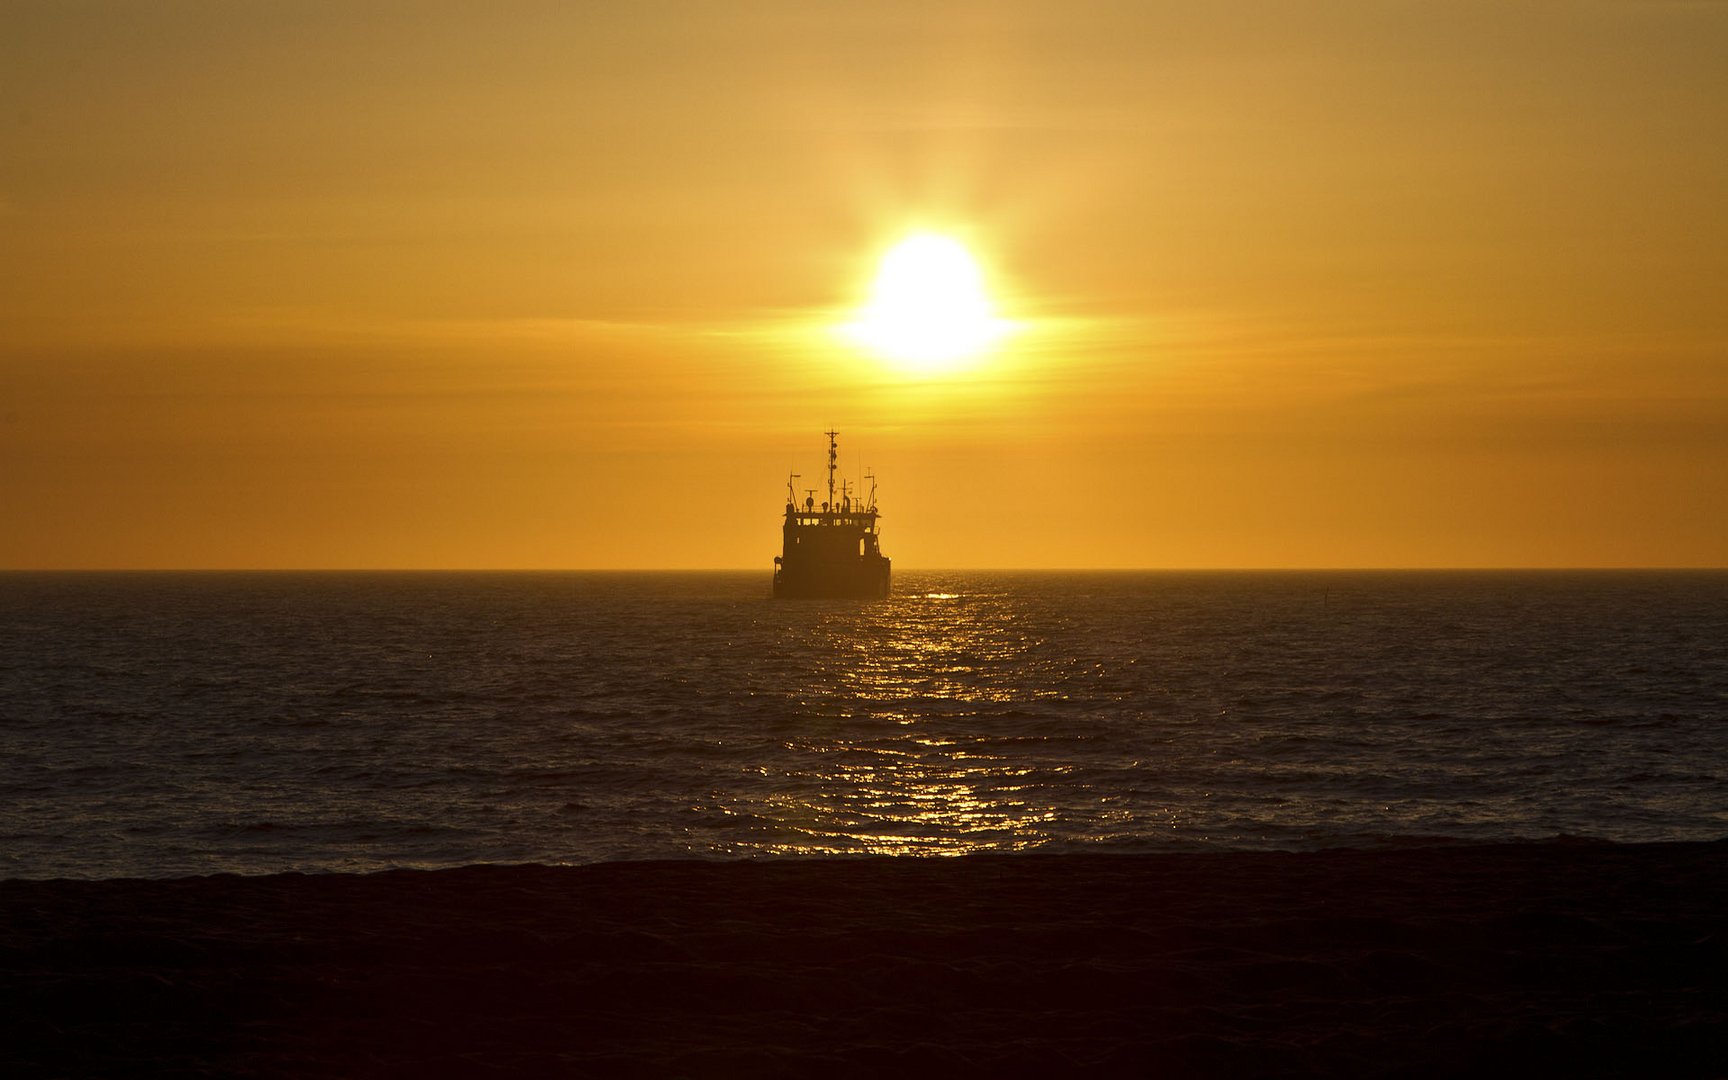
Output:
824,428,839,513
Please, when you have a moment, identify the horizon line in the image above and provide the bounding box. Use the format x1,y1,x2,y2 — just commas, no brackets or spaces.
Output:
3,566,1725,574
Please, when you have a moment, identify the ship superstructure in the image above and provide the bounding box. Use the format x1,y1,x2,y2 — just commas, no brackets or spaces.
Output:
772,430,891,599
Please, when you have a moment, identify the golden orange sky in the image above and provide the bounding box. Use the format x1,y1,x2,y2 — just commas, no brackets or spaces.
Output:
3,2,1724,569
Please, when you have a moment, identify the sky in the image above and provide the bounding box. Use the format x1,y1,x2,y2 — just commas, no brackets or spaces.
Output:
3,1,1724,569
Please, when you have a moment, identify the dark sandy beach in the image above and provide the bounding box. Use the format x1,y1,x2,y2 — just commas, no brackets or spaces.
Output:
3,842,1724,1077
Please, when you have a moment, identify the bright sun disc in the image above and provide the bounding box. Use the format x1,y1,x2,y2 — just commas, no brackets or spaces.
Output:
847,234,1006,372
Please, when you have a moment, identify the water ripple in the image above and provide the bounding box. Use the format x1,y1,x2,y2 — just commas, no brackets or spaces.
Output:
1,570,1724,878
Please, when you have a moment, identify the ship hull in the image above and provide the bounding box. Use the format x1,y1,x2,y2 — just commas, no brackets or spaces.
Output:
772,556,891,600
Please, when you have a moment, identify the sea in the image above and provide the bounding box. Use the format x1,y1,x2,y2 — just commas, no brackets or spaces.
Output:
2,570,1724,881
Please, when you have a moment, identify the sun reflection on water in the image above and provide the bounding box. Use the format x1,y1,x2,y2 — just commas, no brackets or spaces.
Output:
748,738,1063,856
725,587,1080,856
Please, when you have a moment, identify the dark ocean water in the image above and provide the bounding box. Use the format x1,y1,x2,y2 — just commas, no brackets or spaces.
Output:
1,570,1724,880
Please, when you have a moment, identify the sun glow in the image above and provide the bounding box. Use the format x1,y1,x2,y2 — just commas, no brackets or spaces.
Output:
845,234,1008,373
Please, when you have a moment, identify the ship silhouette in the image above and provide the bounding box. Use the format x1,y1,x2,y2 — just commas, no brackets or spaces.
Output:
772,430,891,599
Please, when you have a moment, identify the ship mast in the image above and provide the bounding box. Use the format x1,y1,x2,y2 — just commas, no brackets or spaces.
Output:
824,428,839,512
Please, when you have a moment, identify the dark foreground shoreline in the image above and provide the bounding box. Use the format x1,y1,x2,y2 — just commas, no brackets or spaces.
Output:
4,843,1725,1078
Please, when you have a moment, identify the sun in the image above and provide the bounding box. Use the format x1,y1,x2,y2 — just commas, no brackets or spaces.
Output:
844,233,1007,373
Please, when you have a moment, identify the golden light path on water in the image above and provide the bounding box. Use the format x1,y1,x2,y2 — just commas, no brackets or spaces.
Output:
719,586,1110,856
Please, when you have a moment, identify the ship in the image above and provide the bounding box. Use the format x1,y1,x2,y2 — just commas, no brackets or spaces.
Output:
772,430,891,599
